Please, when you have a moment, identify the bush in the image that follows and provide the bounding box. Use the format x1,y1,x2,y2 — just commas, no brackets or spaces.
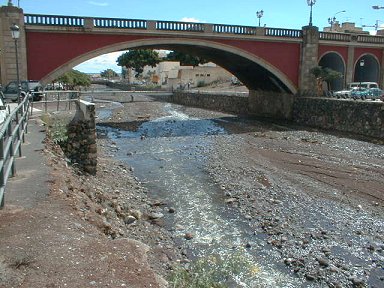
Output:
41,113,68,146
168,251,258,287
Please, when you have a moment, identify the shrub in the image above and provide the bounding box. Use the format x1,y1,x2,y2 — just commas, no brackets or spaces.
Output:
168,251,258,287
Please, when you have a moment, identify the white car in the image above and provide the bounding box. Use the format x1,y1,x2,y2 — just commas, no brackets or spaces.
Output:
0,92,9,124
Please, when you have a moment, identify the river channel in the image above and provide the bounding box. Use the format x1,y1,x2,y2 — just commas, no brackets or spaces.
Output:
95,93,384,288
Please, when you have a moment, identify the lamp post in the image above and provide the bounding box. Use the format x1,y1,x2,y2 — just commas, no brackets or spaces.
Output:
256,10,264,27
328,10,346,31
372,5,384,9
10,23,21,104
359,59,365,88
307,0,316,26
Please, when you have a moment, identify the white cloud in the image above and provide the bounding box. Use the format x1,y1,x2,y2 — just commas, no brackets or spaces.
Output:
88,1,109,7
180,17,203,23
75,52,124,73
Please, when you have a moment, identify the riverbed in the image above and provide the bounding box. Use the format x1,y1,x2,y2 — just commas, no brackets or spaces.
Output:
96,93,384,287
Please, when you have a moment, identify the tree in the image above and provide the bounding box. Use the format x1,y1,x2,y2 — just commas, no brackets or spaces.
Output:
165,51,207,66
311,66,343,95
116,49,160,77
100,69,118,79
56,69,91,89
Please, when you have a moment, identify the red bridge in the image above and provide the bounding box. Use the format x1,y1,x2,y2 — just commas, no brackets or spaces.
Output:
1,5,384,94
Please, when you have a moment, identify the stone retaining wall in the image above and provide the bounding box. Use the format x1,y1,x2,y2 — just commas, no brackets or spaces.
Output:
293,97,384,139
65,100,97,175
162,91,384,139
166,92,249,115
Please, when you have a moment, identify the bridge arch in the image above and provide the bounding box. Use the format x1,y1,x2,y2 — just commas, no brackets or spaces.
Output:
318,51,345,91
41,38,297,94
354,53,380,84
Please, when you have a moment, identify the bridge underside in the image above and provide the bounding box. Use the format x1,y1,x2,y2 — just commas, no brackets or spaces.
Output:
143,44,292,93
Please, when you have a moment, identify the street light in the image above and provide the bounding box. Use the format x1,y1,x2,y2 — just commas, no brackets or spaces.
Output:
359,59,365,88
256,10,264,27
372,5,384,9
307,0,316,26
328,10,346,31
10,23,21,104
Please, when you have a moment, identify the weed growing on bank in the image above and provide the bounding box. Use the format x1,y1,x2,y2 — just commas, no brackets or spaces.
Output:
41,113,68,146
168,251,259,288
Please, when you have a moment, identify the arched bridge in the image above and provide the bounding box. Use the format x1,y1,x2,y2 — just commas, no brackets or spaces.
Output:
2,5,384,94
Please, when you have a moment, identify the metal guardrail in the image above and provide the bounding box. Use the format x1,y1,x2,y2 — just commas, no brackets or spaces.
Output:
0,94,31,208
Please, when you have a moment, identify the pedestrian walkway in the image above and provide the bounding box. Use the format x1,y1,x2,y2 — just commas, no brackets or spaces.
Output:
4,111,50,209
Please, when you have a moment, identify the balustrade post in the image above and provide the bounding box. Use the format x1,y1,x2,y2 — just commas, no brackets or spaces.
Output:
204,24,214,34
147,20,156,31
255,27,265,36
84,17,94,30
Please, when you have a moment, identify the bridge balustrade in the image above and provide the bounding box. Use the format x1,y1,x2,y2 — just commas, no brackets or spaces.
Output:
156,21,205,32
24,14,84,27
264,28,302,38
319,32,351,42
213,24,257,35
357,34,384,44
93,18,147,29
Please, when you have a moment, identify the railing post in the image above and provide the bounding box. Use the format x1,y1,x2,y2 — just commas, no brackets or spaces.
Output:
84,17,94,30
147,20,156,31
204,24,214,34
255,27,265,36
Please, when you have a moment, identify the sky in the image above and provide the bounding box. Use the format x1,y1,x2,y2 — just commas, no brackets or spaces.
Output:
8,0,384,73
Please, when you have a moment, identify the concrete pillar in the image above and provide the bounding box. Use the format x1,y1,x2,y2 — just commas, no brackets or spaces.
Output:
346,46,355,86
299,25,319,94
380,49,384,89
0,5,27,85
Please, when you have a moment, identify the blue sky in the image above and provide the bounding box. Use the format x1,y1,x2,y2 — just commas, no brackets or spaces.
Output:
9,0,384,73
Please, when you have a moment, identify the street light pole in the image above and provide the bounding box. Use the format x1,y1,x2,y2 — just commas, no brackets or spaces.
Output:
10,24,21,104
359,59,365,88
372,5,384,10
328,10,346,31
256,10,264,27
307,0,316,26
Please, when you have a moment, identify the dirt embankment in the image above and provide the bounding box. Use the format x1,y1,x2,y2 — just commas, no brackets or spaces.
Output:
0,120,184,287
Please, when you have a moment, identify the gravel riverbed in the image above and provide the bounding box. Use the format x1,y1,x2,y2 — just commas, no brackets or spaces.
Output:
99,94,383,287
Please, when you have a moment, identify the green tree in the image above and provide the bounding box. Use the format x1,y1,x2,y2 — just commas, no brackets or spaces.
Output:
165,51,207,66
116,49,160,77
311,66,343,95
56,70,91,89
100,69,118,79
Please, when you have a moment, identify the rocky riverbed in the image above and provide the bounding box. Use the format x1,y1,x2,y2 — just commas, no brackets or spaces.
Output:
97,94,383,287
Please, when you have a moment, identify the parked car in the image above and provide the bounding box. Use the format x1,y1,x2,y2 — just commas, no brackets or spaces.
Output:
333,88,354,99
2,80,44,102
334,82,379,99
367,87,384,100
0,92,9,124
350,88,370,100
